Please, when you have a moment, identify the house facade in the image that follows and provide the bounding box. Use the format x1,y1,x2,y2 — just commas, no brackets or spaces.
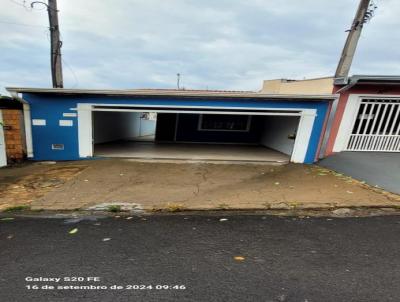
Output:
262,77,334,95
325,75,400,155
263,75,400,157
6,88,335,164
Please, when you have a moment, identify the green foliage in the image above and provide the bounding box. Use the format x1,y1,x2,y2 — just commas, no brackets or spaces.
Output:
107,205,121,213
3,205,30,212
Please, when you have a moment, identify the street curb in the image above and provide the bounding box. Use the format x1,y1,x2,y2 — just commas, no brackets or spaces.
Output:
2,206,400,218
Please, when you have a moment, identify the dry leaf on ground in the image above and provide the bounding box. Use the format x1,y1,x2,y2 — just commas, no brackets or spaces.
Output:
0,218,15,221
69,228,78,234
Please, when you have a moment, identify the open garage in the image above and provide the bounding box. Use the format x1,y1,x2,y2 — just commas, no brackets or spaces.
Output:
6,88,334,164
92,109,300,164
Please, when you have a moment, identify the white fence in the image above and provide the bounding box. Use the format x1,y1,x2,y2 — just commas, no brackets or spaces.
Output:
347,98,400,152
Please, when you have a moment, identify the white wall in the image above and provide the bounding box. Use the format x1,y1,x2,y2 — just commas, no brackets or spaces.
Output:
260,116,299,155
93,111,141,144
93,112,157,144
140,119,157,136
0,110,7,167
132,115,156,138
130,113,141,138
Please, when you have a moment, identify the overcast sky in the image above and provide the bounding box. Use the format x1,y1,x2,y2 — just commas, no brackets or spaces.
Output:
1,0,399,94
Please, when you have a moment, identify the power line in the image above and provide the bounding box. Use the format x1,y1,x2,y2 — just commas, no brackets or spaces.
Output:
44,28,79,87
62,58,79,88
8,0,36,12
24,0,63,88
0,20,47,28
9,0,26,8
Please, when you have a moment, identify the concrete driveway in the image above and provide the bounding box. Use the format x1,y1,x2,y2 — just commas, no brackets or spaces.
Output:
319,152,400,194
0,159,399,212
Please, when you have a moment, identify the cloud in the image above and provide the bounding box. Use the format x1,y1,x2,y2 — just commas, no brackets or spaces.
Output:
1,0,399,95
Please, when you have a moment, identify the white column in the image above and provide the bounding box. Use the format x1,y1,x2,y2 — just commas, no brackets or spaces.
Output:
291,109,316,163
77,104,93,158
22,103,34,158
0,110,7,167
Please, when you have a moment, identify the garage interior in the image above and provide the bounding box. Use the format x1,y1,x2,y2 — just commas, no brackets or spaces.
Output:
92,110,300,163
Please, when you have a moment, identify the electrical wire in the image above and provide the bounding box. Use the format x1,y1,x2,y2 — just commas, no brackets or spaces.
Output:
47,30,79,88
8,0,34,12
8,0,47,11
0,20,47,28
8,0,73,88
62,57,79,88
9,0,26,7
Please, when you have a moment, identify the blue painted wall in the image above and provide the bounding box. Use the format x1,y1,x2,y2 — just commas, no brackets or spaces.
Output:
23,93,329,163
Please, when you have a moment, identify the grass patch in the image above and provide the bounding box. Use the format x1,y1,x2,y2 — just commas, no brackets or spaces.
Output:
288,201,300,209
30,208,44,212
165,203,186,212
107,205,121,213
217,203,230,210
3,205,30,212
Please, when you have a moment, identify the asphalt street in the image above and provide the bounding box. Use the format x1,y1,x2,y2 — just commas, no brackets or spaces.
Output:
1,214,400,302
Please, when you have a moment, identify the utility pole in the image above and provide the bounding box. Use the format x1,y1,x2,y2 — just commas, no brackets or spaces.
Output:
177,73,181,89
335,0,375,79
31,0,63,88
47,0,63,88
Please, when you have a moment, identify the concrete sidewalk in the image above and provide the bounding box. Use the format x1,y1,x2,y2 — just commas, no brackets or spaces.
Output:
0,159,399,212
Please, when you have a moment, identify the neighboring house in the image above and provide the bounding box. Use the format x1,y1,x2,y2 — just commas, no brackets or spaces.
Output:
6,87,336,164
325,75,400,155
0,96,26,166
261,75,400,157
262,77,334,95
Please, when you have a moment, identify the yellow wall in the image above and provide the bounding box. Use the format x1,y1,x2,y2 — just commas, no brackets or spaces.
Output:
261,77,334,94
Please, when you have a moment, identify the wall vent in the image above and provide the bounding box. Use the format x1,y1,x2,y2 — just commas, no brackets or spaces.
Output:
52,144,64,150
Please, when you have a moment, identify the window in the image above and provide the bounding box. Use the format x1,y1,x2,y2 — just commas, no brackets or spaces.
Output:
198,114,251,132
